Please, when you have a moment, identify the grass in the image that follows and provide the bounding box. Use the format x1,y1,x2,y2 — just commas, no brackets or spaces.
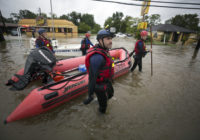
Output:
146,40,177,47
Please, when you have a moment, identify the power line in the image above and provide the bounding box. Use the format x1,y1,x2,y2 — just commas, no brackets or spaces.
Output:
131,0,200,6
93,0,200,10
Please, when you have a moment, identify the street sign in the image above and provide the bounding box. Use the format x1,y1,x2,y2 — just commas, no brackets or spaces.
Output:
137,22,148,30
141,0,151,16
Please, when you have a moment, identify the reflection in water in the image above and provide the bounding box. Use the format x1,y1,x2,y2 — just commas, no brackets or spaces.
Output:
1,36,200,140
0,40,6,50
192,48,199,60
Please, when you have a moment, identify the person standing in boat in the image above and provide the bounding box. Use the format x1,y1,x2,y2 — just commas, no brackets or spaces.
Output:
83,29,115,114
130,30,151,72
80,33,94,55
35,28,55,53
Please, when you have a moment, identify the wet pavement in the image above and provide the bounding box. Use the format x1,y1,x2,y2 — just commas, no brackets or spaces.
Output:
0,35,200,140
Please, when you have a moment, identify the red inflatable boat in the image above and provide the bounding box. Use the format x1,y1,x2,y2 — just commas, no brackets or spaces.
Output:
5,48,131,123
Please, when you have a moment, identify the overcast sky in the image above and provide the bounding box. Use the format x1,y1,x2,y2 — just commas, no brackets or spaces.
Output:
0,0,200,27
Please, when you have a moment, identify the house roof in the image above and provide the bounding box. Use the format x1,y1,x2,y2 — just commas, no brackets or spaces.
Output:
0,22,18,27
18,19,77,28
148,24,195,33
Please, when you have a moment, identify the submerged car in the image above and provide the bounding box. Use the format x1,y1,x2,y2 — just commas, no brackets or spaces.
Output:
115,32,127,37
10,29,18,36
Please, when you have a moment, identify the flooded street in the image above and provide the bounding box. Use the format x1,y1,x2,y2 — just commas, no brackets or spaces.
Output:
1,35,200,140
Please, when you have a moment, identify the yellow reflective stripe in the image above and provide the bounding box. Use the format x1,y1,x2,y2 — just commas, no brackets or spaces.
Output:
112,63,115,67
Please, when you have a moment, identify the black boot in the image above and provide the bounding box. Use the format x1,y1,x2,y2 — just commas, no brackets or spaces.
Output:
98,107,106,114
83,96,94,105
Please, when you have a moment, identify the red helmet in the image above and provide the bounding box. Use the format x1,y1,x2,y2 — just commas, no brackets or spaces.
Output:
85,33,91,38
140,30,148,37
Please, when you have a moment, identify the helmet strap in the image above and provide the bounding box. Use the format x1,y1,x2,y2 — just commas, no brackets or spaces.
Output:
40,34,47,40
101,38,107,50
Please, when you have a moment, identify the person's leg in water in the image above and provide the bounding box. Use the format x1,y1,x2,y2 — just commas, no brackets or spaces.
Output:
81,48,86,56
95,82,114,113
138,58,142,72
131,57,138,72
95,87,107,113
106,80,114,99
83,93,94,104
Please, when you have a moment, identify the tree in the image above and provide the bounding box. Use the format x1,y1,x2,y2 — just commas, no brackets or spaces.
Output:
121,16,133,33
165,14,199,31
60,14,70,20
10,9,37,23
61,11,100,33
10,13,20,23
104,17,113,28
145,14,161,26
49,13,57,19
78,22,91,33
104,12,124,33
40,13,47,18
67,11,82,26
19,9,37,19
91,23,101,33
81,14,95,28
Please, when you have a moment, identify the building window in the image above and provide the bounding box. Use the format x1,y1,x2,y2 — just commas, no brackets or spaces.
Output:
64,28,67,33
58,28,62,33
46,28,50,32
67,28,72,33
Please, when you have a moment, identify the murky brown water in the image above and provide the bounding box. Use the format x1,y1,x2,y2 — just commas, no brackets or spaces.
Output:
1,35,200,140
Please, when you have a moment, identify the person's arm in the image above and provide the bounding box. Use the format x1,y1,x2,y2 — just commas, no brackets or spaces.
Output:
88,54,105,96
89,39,94,47
87,38,94,47
35,39,43,48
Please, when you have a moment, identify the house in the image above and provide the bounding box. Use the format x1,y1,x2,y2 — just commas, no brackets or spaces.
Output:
148,24,197,45
18,18,78,38
0,22,18,33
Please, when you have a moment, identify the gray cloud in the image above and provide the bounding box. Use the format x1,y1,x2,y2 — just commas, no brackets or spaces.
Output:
0,0,199,27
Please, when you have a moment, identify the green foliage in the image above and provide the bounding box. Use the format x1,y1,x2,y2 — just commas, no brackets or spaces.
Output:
147,14,161,26
59,11,100,33
60,14,69,20
161,33,170,42
104,12,161,35
165,14,199,31
67,11,82,26
19,9,37,19
81,14,95,28
10,9,40,23
91,24,101,34
78,22,91,33
135,30,141,40
50,13,57,19
41,13,47,18
104,12,124,33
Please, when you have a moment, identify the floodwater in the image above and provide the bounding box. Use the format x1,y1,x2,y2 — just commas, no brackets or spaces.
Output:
1,35,200,140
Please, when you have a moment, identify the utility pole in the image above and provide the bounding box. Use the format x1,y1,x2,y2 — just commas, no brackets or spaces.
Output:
50,0,55,39
38,8,41,16
0,10,6,42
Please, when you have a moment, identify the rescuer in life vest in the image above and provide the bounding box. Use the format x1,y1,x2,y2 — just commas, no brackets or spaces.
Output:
83,28,115,113
35,28,55,53
130,30,151,72
80,33,94,55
